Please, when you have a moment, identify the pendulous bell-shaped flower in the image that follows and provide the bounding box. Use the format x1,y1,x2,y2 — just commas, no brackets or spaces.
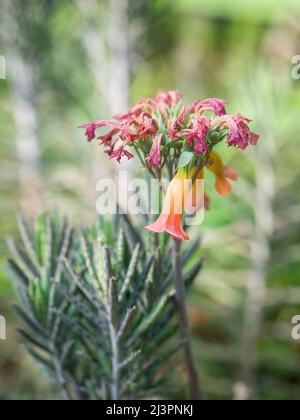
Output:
207,151,238,196
146,168,205,241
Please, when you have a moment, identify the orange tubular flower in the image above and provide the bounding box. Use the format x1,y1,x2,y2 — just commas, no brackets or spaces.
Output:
146,152,238,241
146,171,189,241
207,151,238,196
146,168,205,241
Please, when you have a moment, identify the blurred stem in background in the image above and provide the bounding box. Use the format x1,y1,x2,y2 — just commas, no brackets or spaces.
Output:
108,0,130,114
0,0,41,217
233,66,295,399
76,0,131,211
76,0,129,115
239,109,275,400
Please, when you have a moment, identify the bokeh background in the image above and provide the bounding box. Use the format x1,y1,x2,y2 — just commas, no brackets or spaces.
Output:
1,0,300,400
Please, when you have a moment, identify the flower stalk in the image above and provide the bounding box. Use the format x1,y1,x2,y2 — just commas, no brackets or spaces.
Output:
172,238,202,400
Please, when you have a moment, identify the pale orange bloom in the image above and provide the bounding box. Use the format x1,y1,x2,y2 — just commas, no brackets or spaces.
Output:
207,151,238,196
146,152,238,241
146,168,205,241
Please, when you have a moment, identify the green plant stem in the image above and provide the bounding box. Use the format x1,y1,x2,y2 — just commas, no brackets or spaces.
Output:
172,238,202,400
133,144,156,178
109,323,119,400
51,343,72,401
153,180,163,282
107,276,119,401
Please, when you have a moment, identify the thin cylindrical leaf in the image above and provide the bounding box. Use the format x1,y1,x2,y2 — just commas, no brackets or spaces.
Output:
119,244,140,301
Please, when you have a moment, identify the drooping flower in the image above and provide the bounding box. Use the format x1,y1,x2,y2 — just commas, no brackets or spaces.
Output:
116,103,144,122
219,114,259,149
178,106,192,125
207,151,238,196
136,114,158,140
154,90,183,109
193,98,228,116
182,116,211,155
79,121,117,142
146,167,206,241
98,128,120,155
146,170,190,241
98,128,120,145
168,106,192,141
110,144,134,163
80,119,138,162
186,131,209,155
146,133,163,169
146,152,238,241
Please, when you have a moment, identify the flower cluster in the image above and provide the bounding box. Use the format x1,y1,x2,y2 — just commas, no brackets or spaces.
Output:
80,90,258,168
80,90,259,240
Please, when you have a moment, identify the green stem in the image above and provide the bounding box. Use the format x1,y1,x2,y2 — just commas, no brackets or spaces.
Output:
172,238,202,400
133,145,156,178
109,323,119,400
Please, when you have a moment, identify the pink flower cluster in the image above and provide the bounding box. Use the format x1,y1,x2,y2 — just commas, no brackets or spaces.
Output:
79,91,259,167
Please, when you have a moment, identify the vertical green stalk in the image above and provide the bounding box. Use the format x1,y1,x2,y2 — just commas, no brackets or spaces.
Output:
104,246,119,401
153,177,163,283
109,322,119,400
172,238,202,400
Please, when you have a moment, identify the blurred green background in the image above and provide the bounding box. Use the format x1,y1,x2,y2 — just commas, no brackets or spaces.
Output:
1,0,300,400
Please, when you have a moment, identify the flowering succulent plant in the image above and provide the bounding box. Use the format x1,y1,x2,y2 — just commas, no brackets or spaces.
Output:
80,90,259,241
79,90,259,399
